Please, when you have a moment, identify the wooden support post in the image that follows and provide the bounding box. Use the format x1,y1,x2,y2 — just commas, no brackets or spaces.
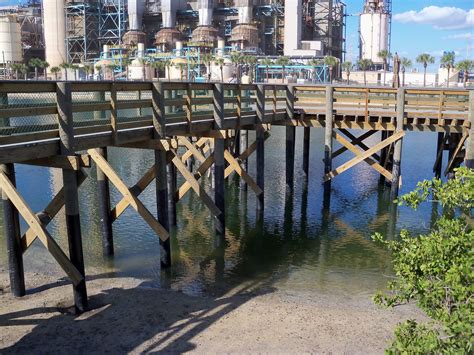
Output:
239,130,248,191
465,90,474,169
303,126,310,176
56,82,88,313
390,87,405,200
213,83,225,235
434,132,445,178
153,82,171,268
1,163,25,297
256,84,265,213
324,85,334,196
167,162,177,227
379,131,388,184
286,85,295,190
96,147,113,256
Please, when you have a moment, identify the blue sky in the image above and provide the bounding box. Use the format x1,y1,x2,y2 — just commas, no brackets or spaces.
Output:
1,0,472,69
344,0,473,68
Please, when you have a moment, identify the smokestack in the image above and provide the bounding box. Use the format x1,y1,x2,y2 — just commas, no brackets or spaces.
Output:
161,0,177,28
128,0,144,31
155,0,182,51
198,0,213,26
231,0,258,50
42,0,67,69
237,0,253,24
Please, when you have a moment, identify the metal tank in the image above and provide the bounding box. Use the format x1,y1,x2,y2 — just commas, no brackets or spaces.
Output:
155,0,183,52
123,0,146,47
230,0,259,50
0,15,22,63
42,0,67,69
191,0,219,47
360,0,390,64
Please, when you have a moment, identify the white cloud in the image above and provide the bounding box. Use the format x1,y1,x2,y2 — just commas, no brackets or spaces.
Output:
394,6,474,30
445,32,474,40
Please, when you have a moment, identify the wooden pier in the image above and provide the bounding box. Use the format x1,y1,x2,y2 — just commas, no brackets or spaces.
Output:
0,81,472,313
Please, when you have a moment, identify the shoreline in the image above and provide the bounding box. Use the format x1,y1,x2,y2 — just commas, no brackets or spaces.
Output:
0,268,426,353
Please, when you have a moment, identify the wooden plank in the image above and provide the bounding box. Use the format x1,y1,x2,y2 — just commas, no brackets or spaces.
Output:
20,154,90,170
177,152,215,200
178,136,206,162
0,172,83,285
0,105,57,119
324,131,405,182
171,152,222,217
334,133,393,181
444,133,468,175
224,150,262,195
87,148,169,241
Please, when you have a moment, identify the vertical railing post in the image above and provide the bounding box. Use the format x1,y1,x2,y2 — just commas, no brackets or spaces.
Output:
153,82,171,268
110,83,118,144
0,92,9,127
390,87,405,200
324,85,334,196
285,85,296,190
1,163,25,297
256,84,265,213
465,90,474,169
213,83,225,235
56,81,88,314
96,147,113,256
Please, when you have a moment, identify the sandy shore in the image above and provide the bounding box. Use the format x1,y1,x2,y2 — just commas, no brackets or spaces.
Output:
0,267,425,354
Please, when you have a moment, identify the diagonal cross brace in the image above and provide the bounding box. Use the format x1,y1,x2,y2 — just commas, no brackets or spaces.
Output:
324,131,405,182
0,172,83,286
332,130,379,160
87,149,169,242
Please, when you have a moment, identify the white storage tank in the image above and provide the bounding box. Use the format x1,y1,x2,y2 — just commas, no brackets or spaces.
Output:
360,12,389,64
0,15,22,63
43,0,67,69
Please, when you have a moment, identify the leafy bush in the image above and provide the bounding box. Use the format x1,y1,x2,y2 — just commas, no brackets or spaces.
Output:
373,167,473,353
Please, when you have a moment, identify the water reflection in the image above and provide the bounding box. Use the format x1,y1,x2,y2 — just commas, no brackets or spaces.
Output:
0,127,438,299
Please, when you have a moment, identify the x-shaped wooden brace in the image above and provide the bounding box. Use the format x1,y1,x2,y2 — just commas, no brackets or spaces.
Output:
0,172,84,286
175,132,270,201
332,130,380,161
87,149,169,242
444,132,468,176
324,130,405,182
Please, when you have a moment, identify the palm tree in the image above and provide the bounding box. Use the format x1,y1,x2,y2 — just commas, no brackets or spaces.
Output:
176,62,186,81
456,59,474,87
440,52,455,87
138,58,148,81
201,53,214,82
39,60,49,79
215,57,225,82
342,61,353,85
230,52,243,83
323,56,338,83
261,58,273,83
70,64,80,80
377,49,392,85
19,64,29,80
150,61,162,80
28,58,41,80
121,58,132,80
83,63,94,80
106,63,116,81
50,66,61,81
60,62,70,81
308,59,322,82
358,58,373,85
163,59,172,82
243,55,257,83
400,58,412,87
275,56,290,83
10,63,21,80
416,53,435,87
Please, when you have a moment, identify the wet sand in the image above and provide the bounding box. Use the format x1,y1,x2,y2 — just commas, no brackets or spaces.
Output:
0,267,426,354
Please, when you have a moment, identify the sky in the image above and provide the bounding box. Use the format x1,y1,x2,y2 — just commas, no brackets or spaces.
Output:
0,0,472,69
344,0,473,69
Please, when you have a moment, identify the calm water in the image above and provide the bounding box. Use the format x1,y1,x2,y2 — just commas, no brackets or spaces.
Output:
0,127,440,299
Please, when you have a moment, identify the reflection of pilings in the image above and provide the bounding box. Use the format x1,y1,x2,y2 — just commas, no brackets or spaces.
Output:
256,85,265,214
155,149,171,268
1,163,25,297
303,127,310,177
434,132,444,178
379,131,388,184
299,180,309,238
387,202,398,241
167,161,177,227
240,130,248,191
96,147,114,256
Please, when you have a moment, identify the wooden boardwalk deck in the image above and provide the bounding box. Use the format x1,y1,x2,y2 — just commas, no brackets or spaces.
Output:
0,80,472,313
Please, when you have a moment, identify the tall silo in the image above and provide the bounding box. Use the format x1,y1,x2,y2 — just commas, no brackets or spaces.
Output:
0,15,23,64
42,0,67,70
359,0,391,66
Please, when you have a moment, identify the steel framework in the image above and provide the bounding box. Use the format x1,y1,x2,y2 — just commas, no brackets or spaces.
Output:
99,0,127,47
65,1,100,63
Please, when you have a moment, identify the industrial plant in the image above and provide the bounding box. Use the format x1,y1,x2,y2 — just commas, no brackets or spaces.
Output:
0,0,396,83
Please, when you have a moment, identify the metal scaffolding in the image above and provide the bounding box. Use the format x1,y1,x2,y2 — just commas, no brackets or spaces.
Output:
99,0,127,48
65,1,100,63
